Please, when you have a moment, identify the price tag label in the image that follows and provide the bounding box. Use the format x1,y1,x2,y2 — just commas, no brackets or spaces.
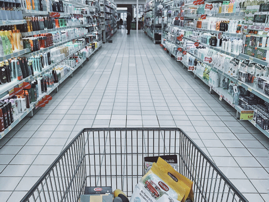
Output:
219,95,223,101
3,21,6,25
249,57,254,61
8,126,11,131
238,81,242,86
240,110,254,120
248,87,252,92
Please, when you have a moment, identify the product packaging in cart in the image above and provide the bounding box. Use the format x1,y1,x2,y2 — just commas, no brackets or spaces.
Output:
130,158,193,202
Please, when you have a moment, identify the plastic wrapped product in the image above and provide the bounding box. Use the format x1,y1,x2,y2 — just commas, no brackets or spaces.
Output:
130,158,193,202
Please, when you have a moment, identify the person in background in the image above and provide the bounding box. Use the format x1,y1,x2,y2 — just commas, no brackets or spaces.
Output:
120,18,123,29
126,12,131,35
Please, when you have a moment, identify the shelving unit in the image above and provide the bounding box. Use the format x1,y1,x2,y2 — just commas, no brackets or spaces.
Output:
0,1,104,139
159,0,269,139
144,0,163,43
0,44,102,139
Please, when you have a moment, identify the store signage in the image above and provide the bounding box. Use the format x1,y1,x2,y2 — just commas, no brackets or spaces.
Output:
205,4,213,10
240,110,254,120
178,48,182,51
183,51,187,55
201,15,206,19
177,36,183,41
180,17,184,20
177,56,182,61
194,42,199,47
188,66,194,71
23,82,31,89
49,12,60,18
204,57,212,63
197,0,204,5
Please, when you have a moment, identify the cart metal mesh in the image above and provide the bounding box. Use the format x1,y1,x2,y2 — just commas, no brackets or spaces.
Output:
21,128,248,202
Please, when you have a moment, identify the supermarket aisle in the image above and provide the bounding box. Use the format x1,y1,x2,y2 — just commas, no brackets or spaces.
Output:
0,30,268,201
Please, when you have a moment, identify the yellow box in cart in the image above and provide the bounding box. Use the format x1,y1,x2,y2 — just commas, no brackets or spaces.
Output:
130,158,194,202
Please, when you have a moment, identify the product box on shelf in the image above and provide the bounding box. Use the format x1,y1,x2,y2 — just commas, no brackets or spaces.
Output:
244,45,256,56
255,47,269,61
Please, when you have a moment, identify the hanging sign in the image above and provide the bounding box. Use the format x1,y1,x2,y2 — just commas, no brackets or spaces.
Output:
240,110,254,120
194,42,199,47
201,15,206,19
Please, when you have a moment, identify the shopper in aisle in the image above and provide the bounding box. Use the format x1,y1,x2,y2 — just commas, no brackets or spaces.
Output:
120,18,123,29
126,12,131,35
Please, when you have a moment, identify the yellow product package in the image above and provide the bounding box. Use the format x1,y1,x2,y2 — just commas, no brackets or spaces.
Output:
130,157,193,202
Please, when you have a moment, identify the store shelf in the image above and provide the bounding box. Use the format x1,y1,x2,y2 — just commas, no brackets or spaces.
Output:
23,10,49,16
25,33,88,56
183,36,240,58
0,20,26,26
63,0,89,8
185,27,243,38
0,48,31,61
212,87,235,107
239,53,268,66
211,12,245,18
22,25,86,37
0,43,102,140
235,105,269,138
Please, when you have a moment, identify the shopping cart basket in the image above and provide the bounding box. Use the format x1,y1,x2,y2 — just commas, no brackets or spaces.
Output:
21,128,248,202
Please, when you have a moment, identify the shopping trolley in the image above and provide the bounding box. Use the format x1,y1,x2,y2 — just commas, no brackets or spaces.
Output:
21,128,248,202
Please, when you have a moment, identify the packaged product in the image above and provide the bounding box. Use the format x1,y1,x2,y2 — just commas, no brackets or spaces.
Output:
130,157,193,202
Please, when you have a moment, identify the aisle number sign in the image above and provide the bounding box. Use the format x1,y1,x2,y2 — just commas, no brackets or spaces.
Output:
240,110,254,120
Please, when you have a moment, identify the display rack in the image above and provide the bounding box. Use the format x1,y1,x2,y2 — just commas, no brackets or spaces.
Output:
0,43,102,139
0,0,104,139
144,0,163,43
160,0,269,138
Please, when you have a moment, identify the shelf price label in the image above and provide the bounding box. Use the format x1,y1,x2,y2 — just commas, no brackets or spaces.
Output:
219,95,223,101
204,57,212,63
240,110,254,120
201,15,206,19
188,66,194,71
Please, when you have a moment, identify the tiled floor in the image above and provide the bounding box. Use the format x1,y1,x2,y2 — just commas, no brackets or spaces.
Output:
0,30,269,201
